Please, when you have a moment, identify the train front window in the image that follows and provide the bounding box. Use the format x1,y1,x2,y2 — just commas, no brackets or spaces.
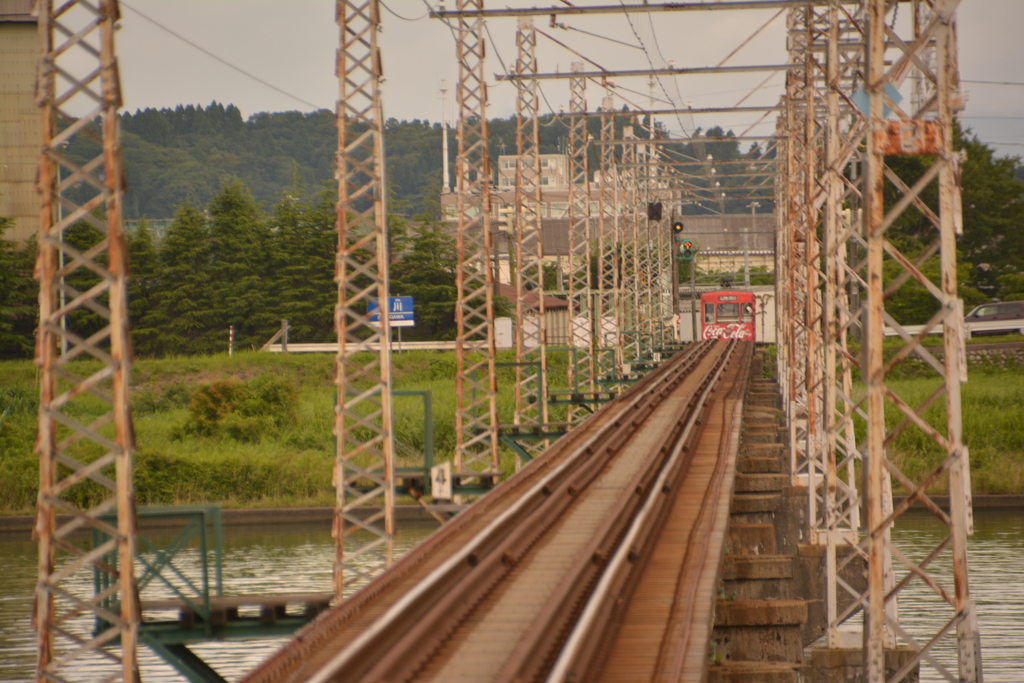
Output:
742,302,754,322
717,303,739,322
704,303,715,323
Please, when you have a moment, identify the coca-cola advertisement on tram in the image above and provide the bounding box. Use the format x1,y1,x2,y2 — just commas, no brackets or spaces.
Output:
700,290,757,341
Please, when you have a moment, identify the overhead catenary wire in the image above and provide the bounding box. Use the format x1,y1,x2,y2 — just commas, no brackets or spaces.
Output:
554,22,644,51
962,80,1024,86
379,0,430,22
120,0,327,111
125,0,453,157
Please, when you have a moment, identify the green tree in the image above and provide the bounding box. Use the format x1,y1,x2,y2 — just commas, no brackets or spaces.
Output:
390,218,459,338
126,217,161,355
0,218,37,359
206,181,276,351
150,202,215,355
269,183,337,343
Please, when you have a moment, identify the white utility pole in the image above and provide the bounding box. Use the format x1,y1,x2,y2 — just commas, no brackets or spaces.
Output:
746,200,759,288
441,80,450,193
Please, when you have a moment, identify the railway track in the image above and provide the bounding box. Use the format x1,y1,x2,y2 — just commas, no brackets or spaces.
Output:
242,340,754,683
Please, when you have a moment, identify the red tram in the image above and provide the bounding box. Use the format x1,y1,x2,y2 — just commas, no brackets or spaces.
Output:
700,290,756,341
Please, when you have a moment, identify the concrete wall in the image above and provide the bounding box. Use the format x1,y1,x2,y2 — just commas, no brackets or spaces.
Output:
0,20,39,244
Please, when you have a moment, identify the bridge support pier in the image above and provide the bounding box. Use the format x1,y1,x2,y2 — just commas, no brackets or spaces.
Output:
715,355,921,682
809,648,920,683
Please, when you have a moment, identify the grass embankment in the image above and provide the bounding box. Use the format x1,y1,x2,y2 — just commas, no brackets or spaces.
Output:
762,335,1024,496
2,340,1023,514
864,334,1024,495
0,350,570,515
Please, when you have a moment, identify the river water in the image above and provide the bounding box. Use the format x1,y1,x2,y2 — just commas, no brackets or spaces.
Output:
1,510,1021,682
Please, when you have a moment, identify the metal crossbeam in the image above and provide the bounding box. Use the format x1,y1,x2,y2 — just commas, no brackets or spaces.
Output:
333,0,395,596
33,1,141,681
435,1,835,18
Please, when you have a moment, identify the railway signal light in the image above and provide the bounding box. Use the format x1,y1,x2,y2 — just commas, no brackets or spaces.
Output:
671,220,684,235
647,202,663,221
680,240,695,261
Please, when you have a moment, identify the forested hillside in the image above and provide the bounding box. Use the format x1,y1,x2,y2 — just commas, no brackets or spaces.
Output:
59,102,765,219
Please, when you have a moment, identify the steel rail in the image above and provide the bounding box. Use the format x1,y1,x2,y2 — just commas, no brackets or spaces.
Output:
241,343,708,683
500,340,747,683
302,343,725,683
550,342,753,682
351,344,735,683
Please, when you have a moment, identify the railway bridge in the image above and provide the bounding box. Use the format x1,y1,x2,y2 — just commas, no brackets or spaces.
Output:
26,1,981,683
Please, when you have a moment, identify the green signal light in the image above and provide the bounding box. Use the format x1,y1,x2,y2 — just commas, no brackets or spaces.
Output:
680,240,695,262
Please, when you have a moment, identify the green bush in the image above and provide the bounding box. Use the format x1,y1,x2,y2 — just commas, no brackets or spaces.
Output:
133,382,192,414
179,375,299,441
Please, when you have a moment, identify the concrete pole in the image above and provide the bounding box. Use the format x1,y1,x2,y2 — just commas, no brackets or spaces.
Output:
745,200,759,288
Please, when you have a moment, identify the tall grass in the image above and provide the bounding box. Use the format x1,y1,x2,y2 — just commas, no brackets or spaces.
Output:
844,365,1024,495
4,348,1020,513
0,349,571,513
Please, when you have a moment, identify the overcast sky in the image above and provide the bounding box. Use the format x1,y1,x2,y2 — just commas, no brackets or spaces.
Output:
113,0,1024,160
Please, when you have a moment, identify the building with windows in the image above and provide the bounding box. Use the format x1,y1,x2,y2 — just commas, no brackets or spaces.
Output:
0,0,39,243
438,152,776,289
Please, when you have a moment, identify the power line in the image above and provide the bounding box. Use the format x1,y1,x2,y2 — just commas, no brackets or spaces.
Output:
617,4,687,137
556,23,644,51
380,0,430,21
483,20,513,85
962,80,1024,87
120,1,327,112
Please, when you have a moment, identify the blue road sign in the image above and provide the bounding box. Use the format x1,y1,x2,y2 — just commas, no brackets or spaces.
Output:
368,297,415,327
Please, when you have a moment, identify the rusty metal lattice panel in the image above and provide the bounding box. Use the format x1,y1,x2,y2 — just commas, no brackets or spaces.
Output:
566,62,595,422
511,17,548,459
33,1,141,681
453,0,499,478
333,0,395,595
860,1,981,680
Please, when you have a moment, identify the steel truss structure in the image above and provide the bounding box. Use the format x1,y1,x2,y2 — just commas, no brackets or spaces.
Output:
620,129,642,362
333,0,395,596
32,3,982,680
565,62,596,422
860,2,979,679
595,95,623,384
511,17,549,459
33,1,141,681
778,1,982,680
452,0,500,479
